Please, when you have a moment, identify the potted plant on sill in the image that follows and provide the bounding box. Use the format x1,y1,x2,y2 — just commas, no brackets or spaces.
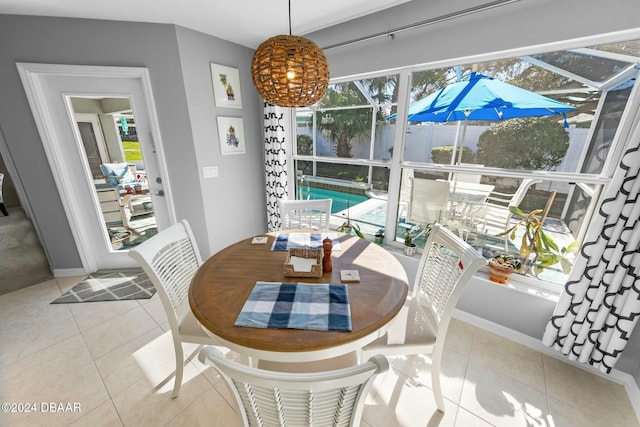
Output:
497,191,579,277
404,230,417,256
488,254,522,284
338,200,364,238
374,228,384,245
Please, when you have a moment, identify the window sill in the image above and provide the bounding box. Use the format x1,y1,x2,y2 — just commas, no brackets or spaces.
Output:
385,241,562,304
474,271,562,303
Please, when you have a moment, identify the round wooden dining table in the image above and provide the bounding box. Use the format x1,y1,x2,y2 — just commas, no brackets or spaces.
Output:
189,231,409,362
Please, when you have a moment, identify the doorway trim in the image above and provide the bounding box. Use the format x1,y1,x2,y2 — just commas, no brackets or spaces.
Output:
17,63,176,273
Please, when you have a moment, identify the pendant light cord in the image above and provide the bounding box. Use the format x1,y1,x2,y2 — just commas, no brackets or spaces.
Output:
288,0,292,35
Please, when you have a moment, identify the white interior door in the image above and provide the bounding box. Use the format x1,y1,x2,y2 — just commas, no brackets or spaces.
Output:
17,64,176,272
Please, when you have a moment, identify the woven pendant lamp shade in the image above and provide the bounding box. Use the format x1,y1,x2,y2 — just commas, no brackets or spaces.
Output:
251,34,329,107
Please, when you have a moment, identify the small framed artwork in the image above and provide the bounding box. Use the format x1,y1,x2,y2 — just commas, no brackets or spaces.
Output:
210,63,242,108
217,116,246,155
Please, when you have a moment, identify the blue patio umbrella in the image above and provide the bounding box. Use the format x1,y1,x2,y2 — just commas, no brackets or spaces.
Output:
389,72,575,162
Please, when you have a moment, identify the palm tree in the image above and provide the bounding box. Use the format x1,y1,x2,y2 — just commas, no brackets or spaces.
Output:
314,70,449,157
315,84,372,158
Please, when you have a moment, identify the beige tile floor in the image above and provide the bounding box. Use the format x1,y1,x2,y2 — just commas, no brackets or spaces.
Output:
1,275,638,427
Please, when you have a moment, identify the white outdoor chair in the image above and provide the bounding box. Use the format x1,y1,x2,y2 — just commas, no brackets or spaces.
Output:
199,346,389,427
359,224,485,412
95,185,132,228
129,219,218,398
403,178,451,240
279,198,332,230
475,178,543,241
452,163,484,184
407,178,451,226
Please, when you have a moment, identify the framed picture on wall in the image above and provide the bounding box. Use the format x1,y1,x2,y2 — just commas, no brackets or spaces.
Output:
217,116,246,155
210,63,242,108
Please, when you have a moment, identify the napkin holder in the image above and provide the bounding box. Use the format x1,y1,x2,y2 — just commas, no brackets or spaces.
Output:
283,248,323,278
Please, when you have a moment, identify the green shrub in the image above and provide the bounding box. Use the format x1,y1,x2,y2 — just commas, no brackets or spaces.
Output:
476,118,569,170
431,146,474,164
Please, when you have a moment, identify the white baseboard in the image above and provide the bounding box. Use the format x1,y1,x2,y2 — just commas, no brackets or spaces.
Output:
453,309,640,423
52,267,87,277
625,376,640,423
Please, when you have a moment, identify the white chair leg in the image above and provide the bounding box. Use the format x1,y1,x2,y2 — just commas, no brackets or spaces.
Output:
431,347,445,412
172,341,184,398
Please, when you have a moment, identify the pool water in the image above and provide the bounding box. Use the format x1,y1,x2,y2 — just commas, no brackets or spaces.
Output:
304,187,368,213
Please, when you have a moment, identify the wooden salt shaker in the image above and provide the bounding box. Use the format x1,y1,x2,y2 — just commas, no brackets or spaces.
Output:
322,237,333,272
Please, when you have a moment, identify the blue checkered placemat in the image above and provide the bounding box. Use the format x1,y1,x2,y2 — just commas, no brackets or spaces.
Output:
271,233,341,251
235,281,352,332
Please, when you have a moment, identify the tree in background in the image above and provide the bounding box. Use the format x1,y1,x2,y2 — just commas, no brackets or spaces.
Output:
359,69,449,117
315,84,374,158
476,118,569,170
296,134,313,155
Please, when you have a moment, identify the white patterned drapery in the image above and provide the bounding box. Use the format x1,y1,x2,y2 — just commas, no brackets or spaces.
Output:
542,127,640,373
263,102,289,231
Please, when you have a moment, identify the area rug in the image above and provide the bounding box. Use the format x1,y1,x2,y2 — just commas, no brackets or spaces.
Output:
51,268,155,304
110,213,158,251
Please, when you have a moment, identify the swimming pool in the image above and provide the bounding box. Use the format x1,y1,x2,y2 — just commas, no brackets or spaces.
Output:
305,187,368,213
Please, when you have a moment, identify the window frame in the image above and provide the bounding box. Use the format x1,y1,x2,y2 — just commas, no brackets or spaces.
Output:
290,34,640,290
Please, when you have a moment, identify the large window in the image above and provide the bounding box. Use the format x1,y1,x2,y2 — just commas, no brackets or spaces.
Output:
293,38,640,287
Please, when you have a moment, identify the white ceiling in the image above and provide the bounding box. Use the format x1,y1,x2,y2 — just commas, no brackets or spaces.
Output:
0,0,412,48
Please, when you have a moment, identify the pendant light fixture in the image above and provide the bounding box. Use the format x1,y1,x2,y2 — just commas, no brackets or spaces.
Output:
251,0,329,107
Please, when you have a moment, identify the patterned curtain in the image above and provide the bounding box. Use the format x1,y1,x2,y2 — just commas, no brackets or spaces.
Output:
542,129,640,373
263,102,289,231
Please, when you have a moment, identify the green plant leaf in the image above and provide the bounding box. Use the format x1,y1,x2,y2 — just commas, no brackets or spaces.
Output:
509,206,526,217
520,237,530,257
560,258,573,274
537,254,560,268
539,230,559,252
566,240,581,253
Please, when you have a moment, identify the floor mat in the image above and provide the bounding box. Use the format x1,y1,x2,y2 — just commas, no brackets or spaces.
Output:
51,269,154,303
109,213,158,251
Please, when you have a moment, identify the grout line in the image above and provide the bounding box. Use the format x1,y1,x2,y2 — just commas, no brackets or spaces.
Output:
455,308,640,424
72,335,121,426
454,309,625,381
2,275,635,426
541,353,553,423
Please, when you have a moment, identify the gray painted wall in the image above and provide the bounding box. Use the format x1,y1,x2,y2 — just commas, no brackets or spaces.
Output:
0,14,266,269
305,0,640,379
175,26,266,254
0,15,190,268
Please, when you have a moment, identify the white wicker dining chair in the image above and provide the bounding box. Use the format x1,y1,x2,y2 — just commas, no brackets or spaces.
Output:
199,346,388,427
129,219,218,398
278,198,332,230
360,224,485,412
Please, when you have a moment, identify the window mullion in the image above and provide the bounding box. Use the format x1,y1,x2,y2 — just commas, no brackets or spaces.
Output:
400,161,610,185
368,106,376,186
312,108,317,177
384,70,412,245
